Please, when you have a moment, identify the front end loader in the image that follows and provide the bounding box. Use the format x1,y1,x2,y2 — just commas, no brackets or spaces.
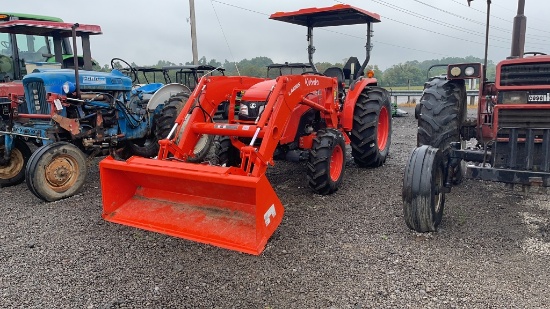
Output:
100,4,391,255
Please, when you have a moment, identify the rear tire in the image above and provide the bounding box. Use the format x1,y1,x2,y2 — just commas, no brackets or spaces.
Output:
402,145,446,232
307,129,346,195
417,77,465,184
25,142,87,202
351,86,392,168
155,92,213,162
0,138,32,187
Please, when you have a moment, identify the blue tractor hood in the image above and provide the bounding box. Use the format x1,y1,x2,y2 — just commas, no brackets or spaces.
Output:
22,69,133,94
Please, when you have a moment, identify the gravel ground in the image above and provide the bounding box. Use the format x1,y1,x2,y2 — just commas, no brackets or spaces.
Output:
1,106,550,308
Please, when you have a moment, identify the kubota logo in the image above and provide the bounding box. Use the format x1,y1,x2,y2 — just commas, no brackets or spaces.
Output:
305,78,319,86
264,204,276,226
289,82,300,95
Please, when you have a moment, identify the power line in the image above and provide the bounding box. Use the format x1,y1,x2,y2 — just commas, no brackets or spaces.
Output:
209,0,240,75
449,0,550,38
380,14,507,50
322,28,451,57
364,0,547,51
411,0,511,33
490,0,550,29
369,0,511,43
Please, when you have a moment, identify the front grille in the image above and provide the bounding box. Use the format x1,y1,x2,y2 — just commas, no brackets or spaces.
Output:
493,128,550,172
24,81,49,114
498,108,550,129
500,62,550,86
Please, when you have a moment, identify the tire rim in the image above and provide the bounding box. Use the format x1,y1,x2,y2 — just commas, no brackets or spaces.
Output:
434,165,443,213
377,106,389,151
0,147,24,180
44,155,80,193
330,144,344,181
194,134,209,154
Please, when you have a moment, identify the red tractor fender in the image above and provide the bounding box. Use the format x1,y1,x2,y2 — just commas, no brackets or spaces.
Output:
0,82,24,101
341,77,378,131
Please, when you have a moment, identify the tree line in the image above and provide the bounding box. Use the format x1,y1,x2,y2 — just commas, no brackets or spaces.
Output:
103,55,496,87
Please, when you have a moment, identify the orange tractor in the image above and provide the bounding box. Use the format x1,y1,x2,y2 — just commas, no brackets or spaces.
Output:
99,4,391,255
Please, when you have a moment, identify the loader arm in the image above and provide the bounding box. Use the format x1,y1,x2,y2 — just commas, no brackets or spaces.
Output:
250,75,340,177
157,75,267,160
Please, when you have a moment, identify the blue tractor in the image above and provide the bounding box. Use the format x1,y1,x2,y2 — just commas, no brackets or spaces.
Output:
0,21,191,201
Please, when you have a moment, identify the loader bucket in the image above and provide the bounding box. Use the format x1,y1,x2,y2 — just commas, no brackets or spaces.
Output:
99,156,284,255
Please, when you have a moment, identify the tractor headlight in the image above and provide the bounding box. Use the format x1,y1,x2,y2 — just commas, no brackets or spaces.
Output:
239,101,265,120
464,66,475,76
500,91,527,104
450,66,461,77
63,82,76,94
239,104,249,116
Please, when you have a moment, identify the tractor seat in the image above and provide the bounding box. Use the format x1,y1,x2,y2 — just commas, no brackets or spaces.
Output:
323,67,345,100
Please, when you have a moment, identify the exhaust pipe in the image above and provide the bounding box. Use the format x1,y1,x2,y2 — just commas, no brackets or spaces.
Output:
510,0,526,59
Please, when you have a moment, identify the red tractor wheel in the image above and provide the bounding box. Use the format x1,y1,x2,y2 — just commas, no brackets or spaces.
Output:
307,129,346,195
351,86,392,168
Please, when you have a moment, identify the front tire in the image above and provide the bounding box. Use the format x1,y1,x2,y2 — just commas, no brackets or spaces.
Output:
0,138,32,187
351,86,392,168
307,129,346,195
214,136,241,167
25,142,87,202
402,145,446,232
155,92,213,162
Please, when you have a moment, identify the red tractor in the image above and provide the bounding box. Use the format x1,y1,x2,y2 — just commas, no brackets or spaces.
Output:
99,4,392,255
403,0,549,232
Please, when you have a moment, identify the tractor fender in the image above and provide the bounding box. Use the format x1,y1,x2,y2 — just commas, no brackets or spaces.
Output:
146,83,190,112
341,77,377,131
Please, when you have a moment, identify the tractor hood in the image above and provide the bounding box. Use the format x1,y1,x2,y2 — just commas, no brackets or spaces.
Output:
0,80,24,98
22,69,132,94
240,79,277,101
496,55,550,89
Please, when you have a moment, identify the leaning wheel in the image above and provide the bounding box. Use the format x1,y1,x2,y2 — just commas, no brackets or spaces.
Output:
307,129,346,195
155,92,214,162
25,142,87,202
351,86,392,168
0,139,32,187
417,77,466,184
402,145,446,232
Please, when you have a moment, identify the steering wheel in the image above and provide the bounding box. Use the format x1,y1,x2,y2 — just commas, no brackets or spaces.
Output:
524,51,547,56
1,41,9,49
110,57,138,83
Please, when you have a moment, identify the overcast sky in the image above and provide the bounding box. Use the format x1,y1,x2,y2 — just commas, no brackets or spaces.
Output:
4,0,549,69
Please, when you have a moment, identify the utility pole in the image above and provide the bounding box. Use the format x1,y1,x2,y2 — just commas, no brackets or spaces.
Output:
189,0,199,65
